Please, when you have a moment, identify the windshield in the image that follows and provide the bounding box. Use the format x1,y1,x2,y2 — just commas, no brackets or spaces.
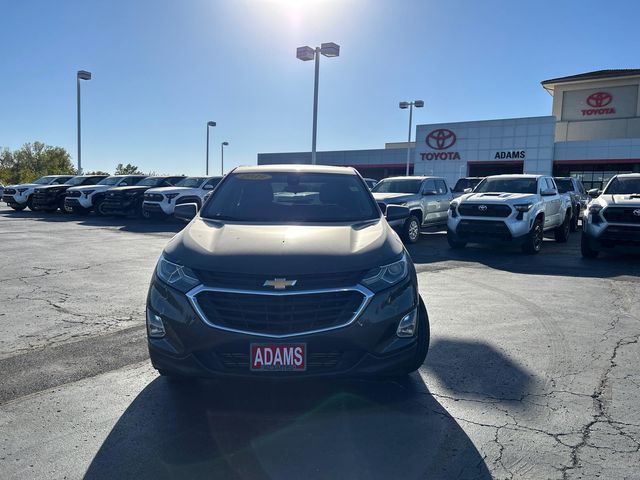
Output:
453,178,482,192
603,177,640,194
137,177,165,187
34,176,58,184
176,177,207,188
474,177,538,194
64,176,90,186
555,179,574,194
372,178,422,194
201,172,379,223
97,177,121,186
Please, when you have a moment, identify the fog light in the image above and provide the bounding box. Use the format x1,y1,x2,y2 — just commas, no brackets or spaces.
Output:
396,309,418,338
146,310,166,338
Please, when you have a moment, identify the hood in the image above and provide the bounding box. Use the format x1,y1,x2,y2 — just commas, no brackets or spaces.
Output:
164,217,404,275
599,194,640,207
145,186,192,195
372,192,417,203
108,185,152,193
461,192,538,204
11,183,39,189
67,184,112,193
35,184,71,191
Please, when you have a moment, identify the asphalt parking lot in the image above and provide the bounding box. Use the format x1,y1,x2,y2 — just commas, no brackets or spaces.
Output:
1,205,639,479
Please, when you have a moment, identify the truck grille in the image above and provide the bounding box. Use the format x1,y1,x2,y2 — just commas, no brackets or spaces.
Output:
66,190,82,198
191,289,367,336
456,220,512,241
144,193,163,202
458,203,512,217
600,226,640,247
603,207,640,224
3,188,16,195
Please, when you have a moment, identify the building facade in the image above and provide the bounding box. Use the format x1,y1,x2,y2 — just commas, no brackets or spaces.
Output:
258,70,640,190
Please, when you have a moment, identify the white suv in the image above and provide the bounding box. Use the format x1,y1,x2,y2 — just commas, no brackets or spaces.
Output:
2,175,74,211
142,176,222,218
64,175,147,214
448,174,572,254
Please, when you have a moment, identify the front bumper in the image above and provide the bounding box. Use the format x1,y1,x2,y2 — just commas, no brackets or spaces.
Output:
32,195,59,209
143,201,173,215
583,215,640,252
448,214,533,244
146,275,421,378
64,196,92,209
2,194,26,206
100,198,137,215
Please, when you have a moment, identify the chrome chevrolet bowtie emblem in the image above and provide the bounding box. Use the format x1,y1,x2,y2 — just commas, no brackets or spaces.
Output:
478,205,488,212
263,278,297,290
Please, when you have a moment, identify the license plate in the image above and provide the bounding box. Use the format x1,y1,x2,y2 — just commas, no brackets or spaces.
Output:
250,343,306,372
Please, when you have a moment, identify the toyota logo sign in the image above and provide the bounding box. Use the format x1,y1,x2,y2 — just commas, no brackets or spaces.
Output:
633,209,640,217
478,205,488,212
426,129,457,150
586,92,612,108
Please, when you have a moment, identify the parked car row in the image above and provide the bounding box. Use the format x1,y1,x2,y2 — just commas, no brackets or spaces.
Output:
1,174,223,220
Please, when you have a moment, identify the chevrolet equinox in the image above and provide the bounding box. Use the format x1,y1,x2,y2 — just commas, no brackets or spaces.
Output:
146,165,429,378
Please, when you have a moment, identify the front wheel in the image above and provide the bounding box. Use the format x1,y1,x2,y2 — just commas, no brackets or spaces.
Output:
554,212,571,243
402,215,421,244
581,233,599,258
522,217,544,254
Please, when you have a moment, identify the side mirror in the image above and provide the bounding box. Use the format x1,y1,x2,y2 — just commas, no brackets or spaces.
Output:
385,205,410,222
203,184,214,190
174,203,198,222
587,188,601,198
463,188,473,194
541,188,557,196
422,190,437,196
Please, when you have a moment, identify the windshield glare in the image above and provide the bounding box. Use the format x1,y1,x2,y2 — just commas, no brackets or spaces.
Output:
474,177,538,194
98,177,121,186
604,177,640,194
201,172,379,223
372,179,422,194
176,177,207,188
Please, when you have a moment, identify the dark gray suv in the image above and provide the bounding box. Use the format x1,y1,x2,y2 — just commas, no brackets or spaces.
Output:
146,165,429,378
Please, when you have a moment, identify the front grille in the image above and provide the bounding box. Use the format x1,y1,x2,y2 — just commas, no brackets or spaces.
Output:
600,226,640,247
143,202,163,212
66,190,82,198
101,192,128,212
603,207,640,224
193,289,366,336
4,188,16,195
33,190,57,205
193,270,366,291
145,193,163,202
456,220,512,241
64,198,80,207
458,203,512,218
2,195,16,203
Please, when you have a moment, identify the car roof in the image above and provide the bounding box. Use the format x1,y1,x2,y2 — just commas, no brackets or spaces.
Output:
486,174,543,180
233,164,358,175
614,173,640,179
381,176,442,181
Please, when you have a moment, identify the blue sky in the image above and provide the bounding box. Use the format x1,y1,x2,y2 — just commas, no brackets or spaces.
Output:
1,0,638,175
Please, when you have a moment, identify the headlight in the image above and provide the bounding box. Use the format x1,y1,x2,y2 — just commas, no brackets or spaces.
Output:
514,203,533,212
155,254,200,292
83,189,95,197
361,253,409,292
17,188,28,193
588,204,603,215
165,193,179,201
449,202,458,218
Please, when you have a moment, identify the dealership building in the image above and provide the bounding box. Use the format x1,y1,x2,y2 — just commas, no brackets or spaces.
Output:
258,69,640,190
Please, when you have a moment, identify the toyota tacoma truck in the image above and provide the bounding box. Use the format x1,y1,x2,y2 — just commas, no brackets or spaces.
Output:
554,176,588,232
447,174,572,254
32,175,108,212
142,176,222,218
371,176,452,244
581,173,640,258
64,175,148,214
99,176,185,216
146,164,429,379
2,175,74,211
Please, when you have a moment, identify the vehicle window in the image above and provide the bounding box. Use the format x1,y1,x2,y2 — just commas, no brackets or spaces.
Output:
452,178,482,192
545,178,557,191
555,179,573,193
475,177,538,194
166,177,184,186
205,177,222,188
422,179,436,193
578,181,585,194
603,177,640,194
51,176,73,185
97,177,121,186
435,179,447,194
137,177,165,187
34,176,56,184
371,178,422,194
84,177,104,185
64,176,90,186
176,177,207,188
201,172,379,223
124,176,145,186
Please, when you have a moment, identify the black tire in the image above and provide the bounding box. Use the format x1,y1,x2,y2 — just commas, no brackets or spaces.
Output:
447,229,466,249
26,196,36,211
401,215,421,244
60,199,73,214
554,211,571,243
95,200,106,216
393,298,430,376
570,207,579,232
522,217,544,254
581,233,599,259
10,204,26,211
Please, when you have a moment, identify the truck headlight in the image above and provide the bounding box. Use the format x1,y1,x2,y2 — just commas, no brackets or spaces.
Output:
589,204,603,224
449,202,459,218
17,188,28,193
155,254,200,292
165,193,179,201
361,253,408,292
83,189,95,197
514,203,533,212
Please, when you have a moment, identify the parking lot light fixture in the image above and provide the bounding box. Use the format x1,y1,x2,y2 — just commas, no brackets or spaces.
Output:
206,121,216,175
296,42,340,165
77,70,92,175
221,141,229,175
399,100,424,176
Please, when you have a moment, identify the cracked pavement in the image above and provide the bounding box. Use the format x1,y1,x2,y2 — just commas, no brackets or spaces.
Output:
0,206,639,479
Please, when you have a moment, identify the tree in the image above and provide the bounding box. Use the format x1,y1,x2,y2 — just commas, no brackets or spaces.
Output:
114,163,143,175
0,142,75,185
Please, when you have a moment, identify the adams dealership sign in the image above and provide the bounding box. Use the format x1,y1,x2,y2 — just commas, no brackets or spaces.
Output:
421,128,461,160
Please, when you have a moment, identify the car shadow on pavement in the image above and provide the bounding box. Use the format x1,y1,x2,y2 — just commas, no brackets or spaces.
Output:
84,374,491,480
426,338,533,402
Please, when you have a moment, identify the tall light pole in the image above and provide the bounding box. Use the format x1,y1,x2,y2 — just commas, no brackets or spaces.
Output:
399,100,424,176
296,42,340,165
206,121,216,175
220,141,229,175
76,70,92,174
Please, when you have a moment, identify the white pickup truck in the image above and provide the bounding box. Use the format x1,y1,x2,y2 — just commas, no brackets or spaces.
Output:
2,175,74,211
447,174,572,254
142,176,223,218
